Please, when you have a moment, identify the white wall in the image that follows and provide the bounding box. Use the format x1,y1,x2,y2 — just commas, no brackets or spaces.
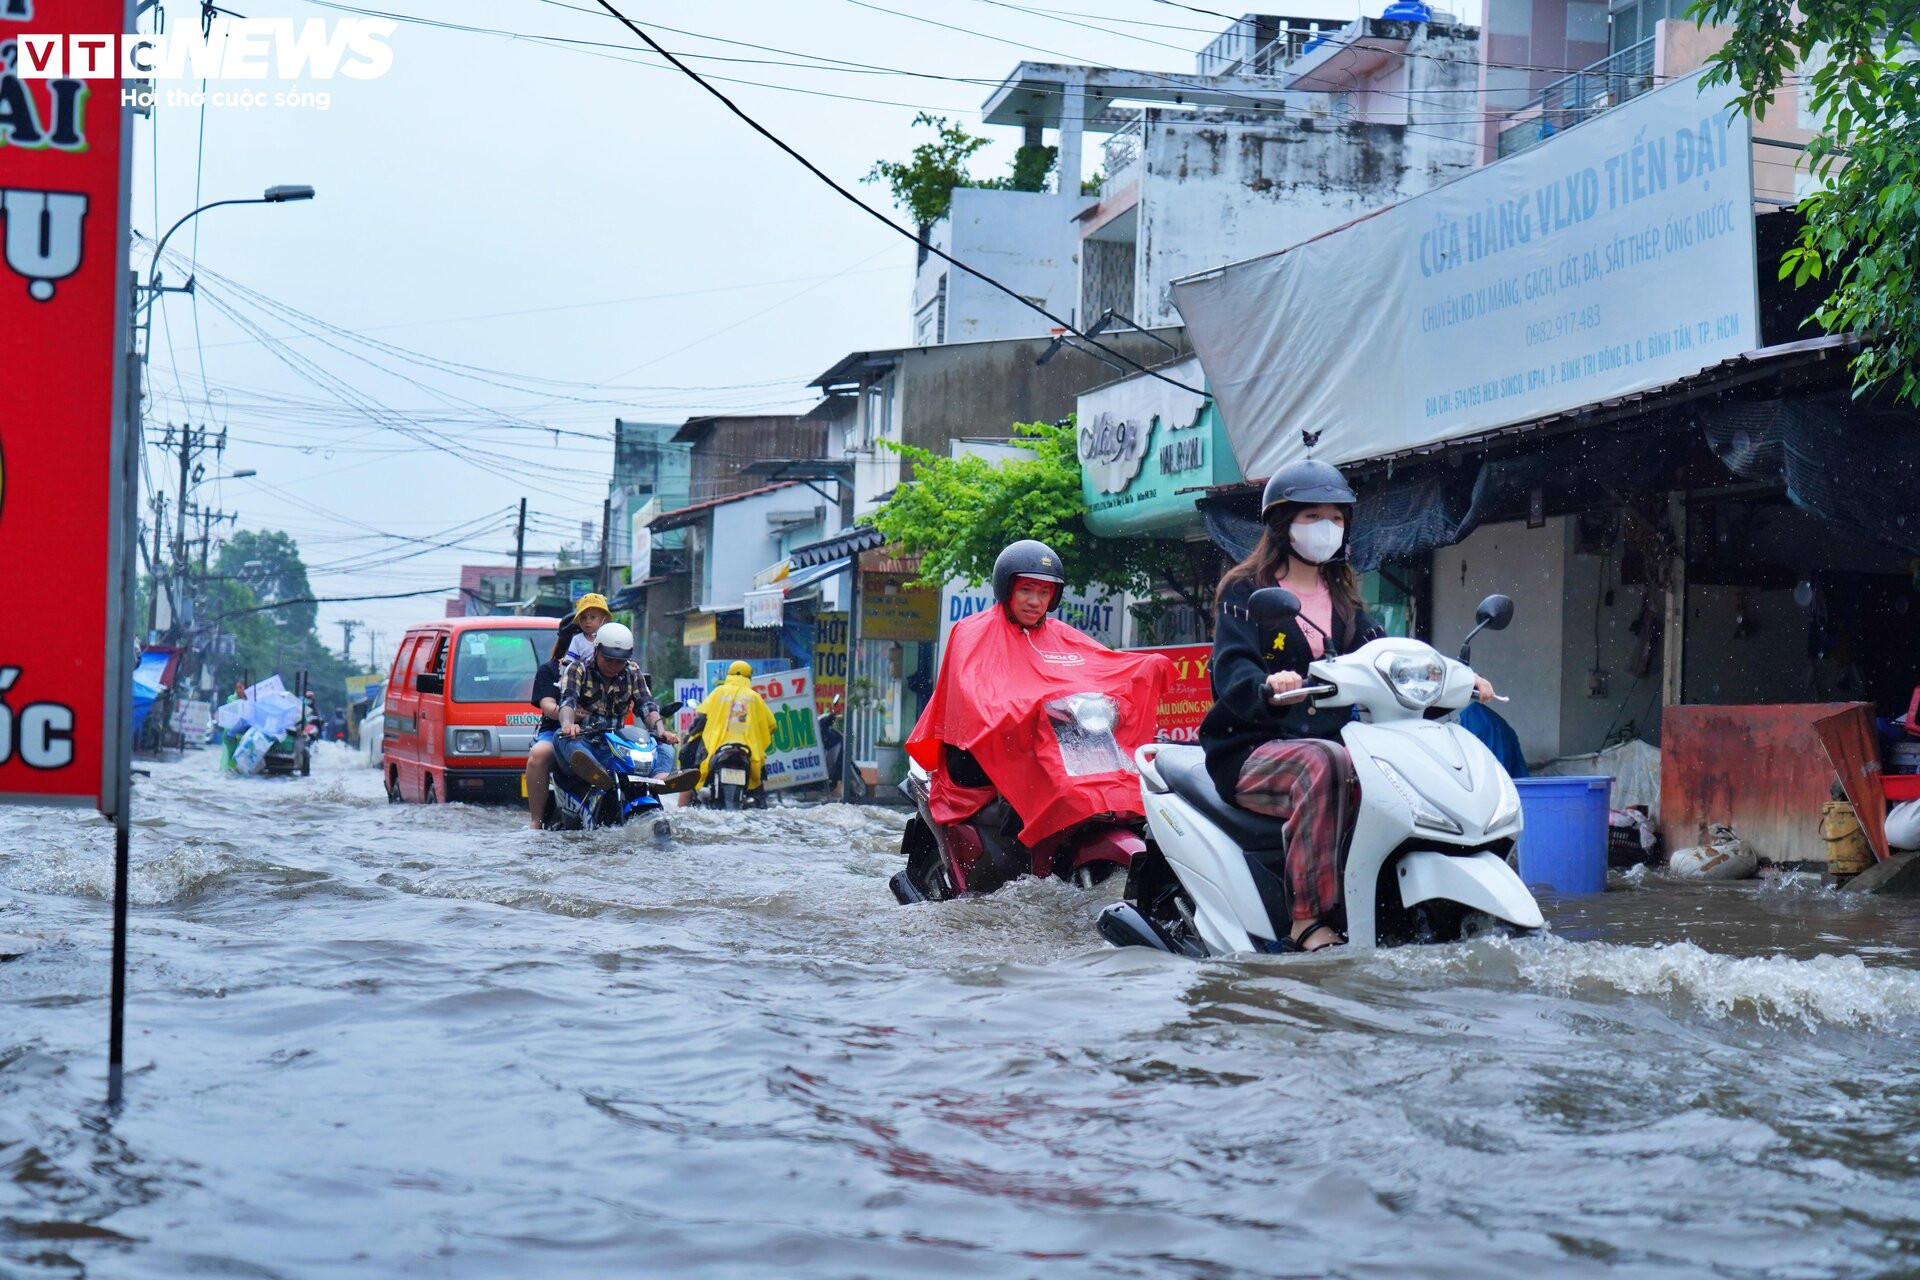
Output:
701,487,826,612
916,188,1094,344
1432,519,1569,764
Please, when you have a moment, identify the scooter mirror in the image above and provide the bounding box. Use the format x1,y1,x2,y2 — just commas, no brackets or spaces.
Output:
1475,595,1515,631
1249,587,1302,633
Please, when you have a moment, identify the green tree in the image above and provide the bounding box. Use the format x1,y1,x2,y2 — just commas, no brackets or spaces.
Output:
865,112,994,231
206,529,357,711
1696,0,1920,401
869,420,1211,619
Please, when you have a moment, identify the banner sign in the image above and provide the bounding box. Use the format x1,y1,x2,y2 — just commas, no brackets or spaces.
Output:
939,582,1127,653
1172,71,1759,477
171,698,213,742
0,0,135,811
703,658,790,692
1130,644,1212,742
1077,358,1237,538
749,666,826,791
743,586,784,629
812,610,848,716
680,665,823,790
682,612,717,647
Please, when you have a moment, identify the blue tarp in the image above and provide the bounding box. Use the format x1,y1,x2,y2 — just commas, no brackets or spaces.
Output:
131,650,170,736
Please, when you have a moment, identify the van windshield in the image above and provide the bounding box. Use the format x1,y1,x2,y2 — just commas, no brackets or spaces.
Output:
451,630,544,703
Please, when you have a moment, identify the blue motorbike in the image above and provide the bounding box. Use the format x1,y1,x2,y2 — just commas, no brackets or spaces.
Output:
546,717,672,840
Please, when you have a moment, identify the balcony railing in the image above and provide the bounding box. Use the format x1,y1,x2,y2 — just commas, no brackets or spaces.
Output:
1100,110,1147,195
1497,38,1657,158
1195,14,1348,77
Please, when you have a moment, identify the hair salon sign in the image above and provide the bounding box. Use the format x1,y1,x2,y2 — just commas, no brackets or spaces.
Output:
0,0,135,812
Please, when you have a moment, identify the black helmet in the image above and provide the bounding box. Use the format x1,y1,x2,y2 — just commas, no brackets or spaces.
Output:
991,539,1066,608
1260,458,1356,521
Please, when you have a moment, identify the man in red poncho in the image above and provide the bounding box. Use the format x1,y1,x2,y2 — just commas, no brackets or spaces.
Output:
906,540,1174,850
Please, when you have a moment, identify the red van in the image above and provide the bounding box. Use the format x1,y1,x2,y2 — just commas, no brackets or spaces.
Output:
382,616,558,804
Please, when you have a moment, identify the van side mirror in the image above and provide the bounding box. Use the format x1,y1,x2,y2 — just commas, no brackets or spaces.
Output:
416,673,444,695
1459,595,1515,665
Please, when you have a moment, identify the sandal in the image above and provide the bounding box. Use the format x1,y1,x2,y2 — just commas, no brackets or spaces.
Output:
1276,920,1346,953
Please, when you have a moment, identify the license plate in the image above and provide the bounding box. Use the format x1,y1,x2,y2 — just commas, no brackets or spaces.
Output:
720,768,747,786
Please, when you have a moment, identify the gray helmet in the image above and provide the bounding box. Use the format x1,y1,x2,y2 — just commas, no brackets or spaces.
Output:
991,539,1066,608
1260,458,1356,520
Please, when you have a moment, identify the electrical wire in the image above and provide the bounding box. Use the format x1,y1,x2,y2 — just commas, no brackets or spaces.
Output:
587,0,1206,396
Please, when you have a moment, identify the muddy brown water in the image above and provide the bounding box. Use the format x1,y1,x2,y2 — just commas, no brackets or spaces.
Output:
7,746,1920,1278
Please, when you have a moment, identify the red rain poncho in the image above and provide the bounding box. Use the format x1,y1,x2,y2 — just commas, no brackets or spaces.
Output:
906,607,1173,846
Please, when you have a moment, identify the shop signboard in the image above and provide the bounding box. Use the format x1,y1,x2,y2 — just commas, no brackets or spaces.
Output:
672,678,705,738
748,666,827,791
171,699,213,743
703,658,791,692
682,612,718,647
1173,70,1760,478
939,582,1127,653
859,573,939,643
628,498,656,581
1129,644,1213,742
743,586,784,629
568,577,594,600
1078,358,1238,537
812,611,848,715
0,0,135,813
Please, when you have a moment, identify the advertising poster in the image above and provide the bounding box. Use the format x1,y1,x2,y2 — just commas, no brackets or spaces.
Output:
812,611,848,716
1131,644,1213,742
859,573,940,642
0,0,135,813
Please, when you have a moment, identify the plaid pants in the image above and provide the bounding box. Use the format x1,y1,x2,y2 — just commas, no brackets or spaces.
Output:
1234,738,1355,922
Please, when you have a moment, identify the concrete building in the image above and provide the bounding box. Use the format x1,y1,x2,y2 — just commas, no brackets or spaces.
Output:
810,328,1194,519
673,414,827,506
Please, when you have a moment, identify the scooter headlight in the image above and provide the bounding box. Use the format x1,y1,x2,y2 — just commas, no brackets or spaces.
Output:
1374,759,1463,835
1489,774,1522,833
1374,652,1446,710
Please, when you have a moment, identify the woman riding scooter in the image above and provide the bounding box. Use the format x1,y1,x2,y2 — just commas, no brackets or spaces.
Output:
1201,460,1495,952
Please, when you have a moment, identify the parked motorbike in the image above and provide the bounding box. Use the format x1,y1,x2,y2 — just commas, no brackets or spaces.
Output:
889,690,1151,904
1100,590,1544,956
546,717,672,840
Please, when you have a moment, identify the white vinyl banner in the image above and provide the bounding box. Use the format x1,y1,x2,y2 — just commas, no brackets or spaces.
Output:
1171,71,1758,477
939,582,1127,653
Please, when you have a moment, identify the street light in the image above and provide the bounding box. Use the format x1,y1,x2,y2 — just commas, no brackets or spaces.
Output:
140,184,316,328
208,469,257,480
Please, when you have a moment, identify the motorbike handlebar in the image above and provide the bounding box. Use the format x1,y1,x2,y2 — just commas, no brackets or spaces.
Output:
1267,680,1339,706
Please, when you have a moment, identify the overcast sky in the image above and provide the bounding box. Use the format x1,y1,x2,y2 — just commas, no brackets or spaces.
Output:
134,0,1386,678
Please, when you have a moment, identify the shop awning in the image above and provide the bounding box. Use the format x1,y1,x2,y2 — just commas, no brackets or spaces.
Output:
783,556,852,592
788,525,884,568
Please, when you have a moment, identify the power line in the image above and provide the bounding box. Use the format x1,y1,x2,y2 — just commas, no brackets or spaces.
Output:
588,0,1207,397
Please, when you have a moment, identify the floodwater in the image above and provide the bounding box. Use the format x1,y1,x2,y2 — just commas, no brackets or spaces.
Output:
7,749,1920,1278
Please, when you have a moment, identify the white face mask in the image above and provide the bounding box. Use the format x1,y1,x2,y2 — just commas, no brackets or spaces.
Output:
1289,518,1345,564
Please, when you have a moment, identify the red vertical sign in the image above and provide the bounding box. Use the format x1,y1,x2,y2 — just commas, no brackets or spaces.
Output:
0,2,135,812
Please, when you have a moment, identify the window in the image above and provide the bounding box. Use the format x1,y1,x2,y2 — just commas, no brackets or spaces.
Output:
451,630,544,703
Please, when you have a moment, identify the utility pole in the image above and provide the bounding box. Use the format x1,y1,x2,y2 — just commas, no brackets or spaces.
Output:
145,489,169,634
338,619,361,665
368,630,378,675
510,497,527,610
597,497,612,595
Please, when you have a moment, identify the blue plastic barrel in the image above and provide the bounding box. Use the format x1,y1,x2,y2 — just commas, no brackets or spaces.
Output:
1512,776,1612,894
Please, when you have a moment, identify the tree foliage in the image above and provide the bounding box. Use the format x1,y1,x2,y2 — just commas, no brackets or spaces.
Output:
864,116,1062,230
864,113,993,230
1696,0,1920,401
868,420,1207,613
206,529,359,711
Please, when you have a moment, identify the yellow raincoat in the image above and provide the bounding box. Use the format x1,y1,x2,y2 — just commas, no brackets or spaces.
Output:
696,661,777,789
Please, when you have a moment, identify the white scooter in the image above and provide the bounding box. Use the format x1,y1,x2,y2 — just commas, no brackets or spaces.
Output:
1098,590,1544,956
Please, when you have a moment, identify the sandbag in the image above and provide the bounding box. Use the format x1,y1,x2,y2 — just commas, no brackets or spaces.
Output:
1889,801,1920,852
1669,823,1758,880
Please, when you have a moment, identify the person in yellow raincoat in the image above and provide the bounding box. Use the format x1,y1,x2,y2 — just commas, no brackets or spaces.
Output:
695,661,777,790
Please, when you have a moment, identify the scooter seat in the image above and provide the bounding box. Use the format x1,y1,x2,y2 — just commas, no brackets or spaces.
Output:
1153,746,1294,852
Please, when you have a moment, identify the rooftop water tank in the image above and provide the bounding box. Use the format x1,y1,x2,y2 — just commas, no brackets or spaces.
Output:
1380,0,1433,20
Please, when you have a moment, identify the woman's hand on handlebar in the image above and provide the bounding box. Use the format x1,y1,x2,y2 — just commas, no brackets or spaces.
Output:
1473,677,1499,703
1266,670,1308,704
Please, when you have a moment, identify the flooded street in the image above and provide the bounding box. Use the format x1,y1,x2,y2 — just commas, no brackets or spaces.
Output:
8,747,1920,1278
